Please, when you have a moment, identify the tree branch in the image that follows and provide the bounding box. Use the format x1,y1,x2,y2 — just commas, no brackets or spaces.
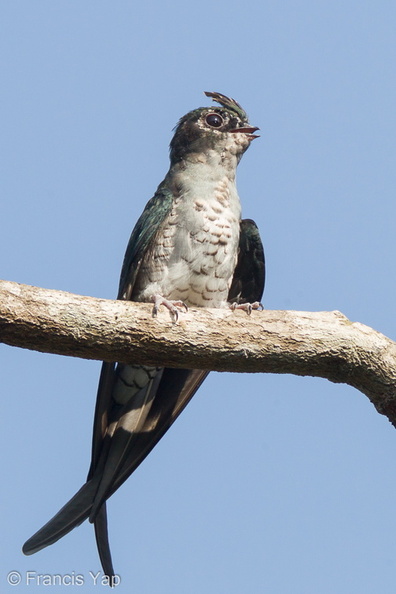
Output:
1,279,396,426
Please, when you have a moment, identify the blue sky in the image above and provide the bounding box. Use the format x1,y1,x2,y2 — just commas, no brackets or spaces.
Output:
1,1,396,592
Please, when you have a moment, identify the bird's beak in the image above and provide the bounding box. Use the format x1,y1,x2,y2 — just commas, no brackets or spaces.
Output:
230,126,260,140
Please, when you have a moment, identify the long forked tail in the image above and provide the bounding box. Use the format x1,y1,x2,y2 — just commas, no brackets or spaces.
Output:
22,479,98,555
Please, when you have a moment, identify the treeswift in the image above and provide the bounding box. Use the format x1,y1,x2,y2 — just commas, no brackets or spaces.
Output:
23,91,265,580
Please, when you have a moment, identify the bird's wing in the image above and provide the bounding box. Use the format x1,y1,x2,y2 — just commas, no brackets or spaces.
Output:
117,184,174,300
88,186,174,477
228,218,265,305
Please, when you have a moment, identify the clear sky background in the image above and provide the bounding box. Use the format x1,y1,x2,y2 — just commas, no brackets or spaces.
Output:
1,2,396,593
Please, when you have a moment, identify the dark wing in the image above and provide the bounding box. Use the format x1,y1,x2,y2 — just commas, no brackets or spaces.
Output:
228,219,265,305
117,185,174,300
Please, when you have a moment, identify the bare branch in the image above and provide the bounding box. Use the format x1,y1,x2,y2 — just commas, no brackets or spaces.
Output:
1,279,396,426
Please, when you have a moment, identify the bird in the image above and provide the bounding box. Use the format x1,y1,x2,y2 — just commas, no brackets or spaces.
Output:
23,91,265,581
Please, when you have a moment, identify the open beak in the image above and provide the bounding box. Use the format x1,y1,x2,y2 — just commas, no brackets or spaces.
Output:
230,126,260,139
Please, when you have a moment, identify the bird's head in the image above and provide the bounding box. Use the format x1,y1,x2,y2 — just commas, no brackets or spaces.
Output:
169,92,259,166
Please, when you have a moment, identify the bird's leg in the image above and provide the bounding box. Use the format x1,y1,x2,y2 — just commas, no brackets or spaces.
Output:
151,295,188,322
230,301,263,315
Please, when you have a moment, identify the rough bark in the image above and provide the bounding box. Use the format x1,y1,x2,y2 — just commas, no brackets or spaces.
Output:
1,279,396,426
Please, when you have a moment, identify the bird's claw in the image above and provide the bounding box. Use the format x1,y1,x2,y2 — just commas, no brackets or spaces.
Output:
151,295,188,321
230,301,263,315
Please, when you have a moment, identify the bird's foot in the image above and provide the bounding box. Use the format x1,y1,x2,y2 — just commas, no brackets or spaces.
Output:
151,295,188,322
230,301,263,315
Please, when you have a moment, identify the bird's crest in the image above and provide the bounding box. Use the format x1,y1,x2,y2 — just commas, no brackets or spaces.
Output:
204,91,248,121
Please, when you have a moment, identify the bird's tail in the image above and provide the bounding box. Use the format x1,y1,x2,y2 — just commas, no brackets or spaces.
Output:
22,478,98,555
94,505,115,579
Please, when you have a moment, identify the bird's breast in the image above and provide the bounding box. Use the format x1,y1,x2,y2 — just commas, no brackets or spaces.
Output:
135,173,241,308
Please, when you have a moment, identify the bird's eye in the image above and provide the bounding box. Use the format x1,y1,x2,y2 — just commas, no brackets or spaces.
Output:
205,113,224,128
